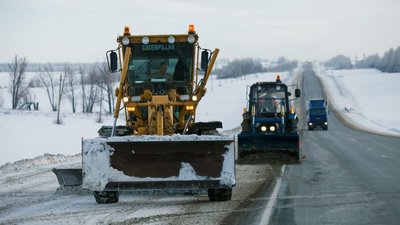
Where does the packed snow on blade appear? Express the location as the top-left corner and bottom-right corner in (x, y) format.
(82, 135), (235, 192)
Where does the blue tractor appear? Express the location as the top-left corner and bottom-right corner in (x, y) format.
(238, 76), (301, 162)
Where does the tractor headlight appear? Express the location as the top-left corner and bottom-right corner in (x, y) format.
(269, 126), (276, 132)
(123, 96), (129, 103)
(192, 95), (198, 101)
(261, 126), (267, 132)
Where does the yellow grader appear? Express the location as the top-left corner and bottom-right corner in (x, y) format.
(53, 25), (235, 203)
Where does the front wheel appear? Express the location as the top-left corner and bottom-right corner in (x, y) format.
(208, 188), (232, 201)
(93, 191), (119, 204)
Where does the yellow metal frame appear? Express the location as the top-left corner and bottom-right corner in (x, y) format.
(112, 31), (219, 136)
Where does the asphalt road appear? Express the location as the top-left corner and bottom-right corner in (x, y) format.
(223, 64), (400, 225)
(268, 64), (400, 224)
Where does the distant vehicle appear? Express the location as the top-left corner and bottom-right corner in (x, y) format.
(307, 99), (328, 130)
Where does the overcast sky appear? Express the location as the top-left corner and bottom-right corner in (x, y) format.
(0, 0), (399, 63)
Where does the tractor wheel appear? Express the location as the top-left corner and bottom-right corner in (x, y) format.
(241, 112), (251, 132)
(93, 191), (119, 204)
(208, 188), (232, 201)
(288, 119), (298, 133)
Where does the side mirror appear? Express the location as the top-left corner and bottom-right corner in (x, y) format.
(106, 50), (118, 73)
(201, 50), (209, 70)
(295, 88), (301, 98)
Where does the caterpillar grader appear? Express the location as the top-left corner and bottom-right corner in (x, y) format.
(53, 25), (235, 203)
(237, 76), (301, 163)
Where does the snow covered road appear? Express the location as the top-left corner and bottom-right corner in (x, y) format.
(0, 155), (273, 225)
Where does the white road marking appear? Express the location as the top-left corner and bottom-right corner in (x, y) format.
(259, 165), (286, 225)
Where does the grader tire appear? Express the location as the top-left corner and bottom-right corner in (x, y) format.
(93, 191), (119, 204)
(208, 188), (232, 201)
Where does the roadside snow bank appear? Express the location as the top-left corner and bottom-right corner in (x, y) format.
(316, 67), (400, 136)
(0, 153), (80, 176)
(82, 134), (235, 191)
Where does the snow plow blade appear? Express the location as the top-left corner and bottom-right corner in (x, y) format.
(82, 135), (236, 192)
(52, 168), (82, 186)
(237, 133), (300, 163)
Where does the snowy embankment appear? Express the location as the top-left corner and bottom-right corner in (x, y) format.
(0, 110), (115, 166)
(315, 66), (400, 137)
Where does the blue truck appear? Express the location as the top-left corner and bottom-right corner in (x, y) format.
(307, 99), (328, 130)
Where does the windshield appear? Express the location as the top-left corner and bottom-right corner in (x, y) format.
(251, 84), (287, 114)
(127, 42), (194, 83)
(309, 108), (326, 116)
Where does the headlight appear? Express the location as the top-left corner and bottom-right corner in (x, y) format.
(142, 36), (150, 45)
(187, 35), (195, 43)
(309, 122), (313, 126)
(122, 37), (130, 45)
(127, 106), (135, 112)
(324, 122), (328, 125)
(131, 96), (141, 102)
(123, 97), (129, 103)
(192, 95), (198, 101)
(168, 36), (175, 44)
(269, 126), (276, 132)
(261, 126), (267, 132)
(186, 105), (194, 110)
(180, 95), (189, 101)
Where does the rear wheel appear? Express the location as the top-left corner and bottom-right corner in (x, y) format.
(93, 191), (119, 204)
(208, 188), (232, 201)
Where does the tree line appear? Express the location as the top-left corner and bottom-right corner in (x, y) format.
(214, 57), (298, 79)
(2, 55), (118, 123)
(324, 46), (400, 72)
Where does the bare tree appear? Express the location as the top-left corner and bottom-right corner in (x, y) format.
(8, 55), (28, 109)
(97, 88), (104, 123)
(78, 65), (87, 113)
(97, 62), (116, 114)
(82, 66), (99, 113)
(39, 64), (58, 111)
(64, 63), (77, 113)
(56, 73), (66, 124)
